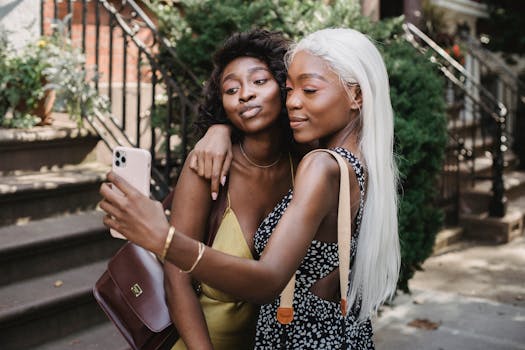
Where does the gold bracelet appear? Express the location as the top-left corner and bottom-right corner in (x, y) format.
(180, 241), (205, 273)
(160, 225), (176, 263)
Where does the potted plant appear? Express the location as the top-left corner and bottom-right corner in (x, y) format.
(0, 16), (108, 129)
(0, 32), (51, 127)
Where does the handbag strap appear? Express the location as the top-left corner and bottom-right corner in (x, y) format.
(277, 149), (351, 324)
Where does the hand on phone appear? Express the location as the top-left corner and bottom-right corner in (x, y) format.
(110, 146), (151, 239)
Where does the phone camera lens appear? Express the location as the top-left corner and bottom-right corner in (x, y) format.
(115, 160), (120, 167)
(115, 151), (120, 158)
(121, 157), (126, 163)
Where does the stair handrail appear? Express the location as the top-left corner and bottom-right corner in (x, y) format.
(403, 22), (508, 217)
(78, 0), (202, 199)
(461, 34), (525, 94)
(97, 0), (200, 118)
(404, 22), (507, 120)
(102, 0), (201, 87)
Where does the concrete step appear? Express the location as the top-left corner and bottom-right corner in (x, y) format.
(508, 194), (525, 226)
(0, 261), (115, 350)
(432, 226), (465, 255)
(0, 162), (109, 226)
(33, 321), (130, 350)
(0, 120), (100, 174)
(433, 194), (525, 253)
(460, 207), (524, 244)
(436, 174), (525, 248)
(461, 170), (525, 215)
(0, 210), (123, 286)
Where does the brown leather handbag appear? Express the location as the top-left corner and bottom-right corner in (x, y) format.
(93, 242), (178, 350)
(93, 184), (229, 350)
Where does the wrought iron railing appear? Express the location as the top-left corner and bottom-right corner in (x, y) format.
(41, 0), (202, 200)
(404, 22), (509, 220)
(459, 34), (525, 155)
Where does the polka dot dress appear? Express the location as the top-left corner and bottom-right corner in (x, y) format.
(253, 148), (374, 349)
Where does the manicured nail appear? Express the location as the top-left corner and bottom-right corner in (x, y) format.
(211, 192), (217, 201)
(221, 176), (226, 186)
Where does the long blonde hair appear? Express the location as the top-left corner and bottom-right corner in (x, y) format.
(286, 28), (400, 321)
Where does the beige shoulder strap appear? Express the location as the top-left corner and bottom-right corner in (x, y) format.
(277, 149), (351, 324)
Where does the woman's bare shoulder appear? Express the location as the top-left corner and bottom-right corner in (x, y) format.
(296, 151), (340, 179)
(291, 151), (340, 209)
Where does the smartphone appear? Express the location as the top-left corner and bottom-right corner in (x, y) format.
(110, 146), (152, 239)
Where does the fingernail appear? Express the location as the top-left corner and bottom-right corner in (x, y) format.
(211, 192), (217, 201)
(221, 176), (226, 186)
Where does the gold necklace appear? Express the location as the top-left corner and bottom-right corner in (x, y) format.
(239, 143), (281, 168)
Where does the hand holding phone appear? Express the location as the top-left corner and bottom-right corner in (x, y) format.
(110, 146), (151, 239)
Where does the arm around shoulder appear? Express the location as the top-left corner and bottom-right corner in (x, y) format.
(163, 152), (341, 304)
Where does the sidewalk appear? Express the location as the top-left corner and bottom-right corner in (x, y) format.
(372, 235), (525, 350)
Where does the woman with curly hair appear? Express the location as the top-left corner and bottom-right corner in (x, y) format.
(162, 29), (295, 350)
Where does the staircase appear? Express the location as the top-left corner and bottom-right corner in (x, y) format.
(456, 32), (525, 242)
(0, 1), (200, 347)
(0, 1), (198, 346)
(403, 23), (525, 253)
(0, 114), (128, 349)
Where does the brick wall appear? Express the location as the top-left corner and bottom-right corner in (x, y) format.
(41, 0), (155, 84)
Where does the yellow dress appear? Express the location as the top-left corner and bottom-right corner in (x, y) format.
(172, 198), (258, 350)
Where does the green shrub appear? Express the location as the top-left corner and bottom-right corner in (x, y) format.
(149, 0), (447, 292)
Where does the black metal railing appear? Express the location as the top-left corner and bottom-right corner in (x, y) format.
(404, 22), (509, 220)
(41, 0), (202, 200)
(460, 34), (525, 155)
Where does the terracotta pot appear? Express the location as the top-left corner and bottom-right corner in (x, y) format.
(34, 88), (56, 126)
(13, 78), (56, 126)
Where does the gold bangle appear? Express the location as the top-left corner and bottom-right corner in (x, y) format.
(160, 225), (176, 263)
(180, 241), (205, 273)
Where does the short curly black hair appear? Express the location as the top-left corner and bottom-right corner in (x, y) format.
(194, 29), (292, 144)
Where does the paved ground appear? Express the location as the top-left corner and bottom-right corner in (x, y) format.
(372, 235), (525, 350)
